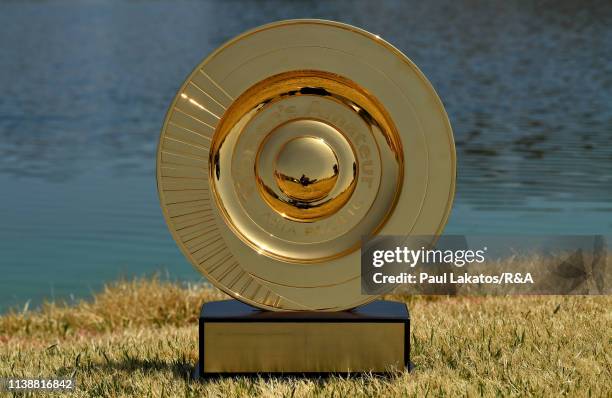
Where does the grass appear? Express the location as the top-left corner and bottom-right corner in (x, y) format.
(0, 277), (610, 397)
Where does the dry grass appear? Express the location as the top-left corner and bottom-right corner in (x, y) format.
(0, 277), (610, 397)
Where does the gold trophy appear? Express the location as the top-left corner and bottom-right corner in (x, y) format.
(157, 20), (455, 374)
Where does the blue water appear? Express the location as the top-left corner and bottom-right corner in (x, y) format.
(1, 1), (611, 311)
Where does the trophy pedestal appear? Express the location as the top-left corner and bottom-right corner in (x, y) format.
(193, 299), (410, 376)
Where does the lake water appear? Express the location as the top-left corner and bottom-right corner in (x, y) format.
(1, 1), (611, 312)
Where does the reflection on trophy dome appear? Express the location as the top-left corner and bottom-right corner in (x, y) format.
(255, 119), (359, 223)
(274, 136), (339, 203)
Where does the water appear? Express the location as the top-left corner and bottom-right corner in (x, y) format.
(1, 1), (611, 312)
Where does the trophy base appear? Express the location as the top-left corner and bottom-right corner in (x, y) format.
(193, 299), (410, 376)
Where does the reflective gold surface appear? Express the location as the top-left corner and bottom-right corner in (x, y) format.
(273, 136), (339, 203)
(157, 19), (456, 311)
(257, 121), (356, 222)
(203, 322), (405, 373)
(210, 71), (399, 264)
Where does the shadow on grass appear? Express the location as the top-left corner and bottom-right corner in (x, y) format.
(60, 357), (409, 385)
(192, 363), (410, 383)
(59, 357), (194, 382)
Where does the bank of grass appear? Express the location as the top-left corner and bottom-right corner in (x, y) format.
(0, 277), (610, 397)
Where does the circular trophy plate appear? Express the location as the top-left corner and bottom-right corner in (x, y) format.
(157, 20), (455, 311)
